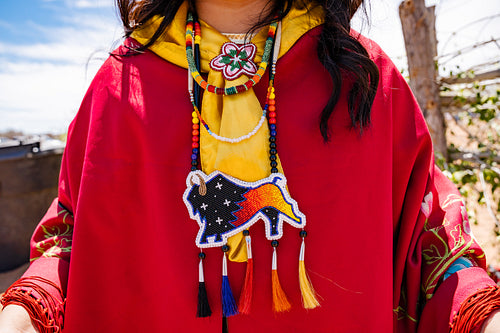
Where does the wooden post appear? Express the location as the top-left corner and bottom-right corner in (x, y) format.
(399, 0), (448, 159)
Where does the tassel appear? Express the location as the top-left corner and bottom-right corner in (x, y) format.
(298, 233), (320, 309)
(221, 247), (238, 317)
(238, 230), (253, 314)
(197, 252), (212, 317)
(271, 241), (291, 312)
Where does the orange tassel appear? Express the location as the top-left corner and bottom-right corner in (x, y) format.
(238, 232), (253, 314)
(271, 245), (291, 312)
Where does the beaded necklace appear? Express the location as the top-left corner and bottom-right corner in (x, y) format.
(182, 12), (319, 323)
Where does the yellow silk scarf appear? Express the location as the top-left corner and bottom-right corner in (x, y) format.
(132, 2), (324, 261)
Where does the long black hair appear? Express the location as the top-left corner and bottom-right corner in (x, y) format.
(115, 0), (379, 141)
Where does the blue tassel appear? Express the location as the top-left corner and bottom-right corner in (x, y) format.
(222, 253), (238, 317)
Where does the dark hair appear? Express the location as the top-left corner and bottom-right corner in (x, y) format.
(115, 0), (379, 141)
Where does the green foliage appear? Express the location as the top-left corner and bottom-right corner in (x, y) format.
(439, 66), (500, 229)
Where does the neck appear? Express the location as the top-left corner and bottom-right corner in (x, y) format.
(195, 0), (274, 33)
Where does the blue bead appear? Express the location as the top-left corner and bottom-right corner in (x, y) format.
(191, 154), (197, 160)
(270, 130), (277, 136)
(192, 148), (199, 154)
(269, 124), (276, 130)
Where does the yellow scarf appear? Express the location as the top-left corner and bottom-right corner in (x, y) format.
(132, 2), (324, 261)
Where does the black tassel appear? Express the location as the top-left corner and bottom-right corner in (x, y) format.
(197, 252), (212, 317)
(197, 281), (212, 317)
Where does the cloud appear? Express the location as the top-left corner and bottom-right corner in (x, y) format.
(42, 0), (114, 9)
(72, 0), (114, 9)
(0, 5), (121, 134)
(0, 61), (91, 134)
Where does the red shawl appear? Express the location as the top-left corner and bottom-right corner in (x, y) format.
(4, 28), (495, 332)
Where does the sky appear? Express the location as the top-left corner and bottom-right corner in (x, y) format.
(0, 0), (499, 134)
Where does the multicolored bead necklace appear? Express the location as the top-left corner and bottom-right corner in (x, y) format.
(186, 13), (279, 154)
(182, 11), (319, 324)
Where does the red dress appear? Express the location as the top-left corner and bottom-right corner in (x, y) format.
(4, 28), (496, 332)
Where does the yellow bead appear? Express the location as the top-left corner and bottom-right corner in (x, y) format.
(269, 92), (275, 99)
(192, 118), (199, 124)
(194, 36), (201, 44)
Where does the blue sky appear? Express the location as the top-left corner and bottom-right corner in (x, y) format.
(1, 0), (499, 134)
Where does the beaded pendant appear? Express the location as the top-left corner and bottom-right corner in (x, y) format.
(183, 170), (306, 248)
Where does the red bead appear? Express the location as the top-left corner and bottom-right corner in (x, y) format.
(269, 112), (276, 118)
(192, 142), (199, 148)
(269, 118), (276, 124)
(207, 85), (216, 93)
(192, 136), (199, 142)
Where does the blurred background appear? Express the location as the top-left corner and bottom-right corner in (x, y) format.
(1, 0), (500, 289)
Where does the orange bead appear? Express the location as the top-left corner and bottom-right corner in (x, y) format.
(192, 130), (199, 136)
(192, 136), (199, 142)
(269, 105), (276, 112)
(269, 99), (275, 105)
(193, 124), (200, 130)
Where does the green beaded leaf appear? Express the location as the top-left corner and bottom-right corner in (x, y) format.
(220, 55), (232, 65)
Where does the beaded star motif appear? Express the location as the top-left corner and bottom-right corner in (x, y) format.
(210, 42), (258, 80)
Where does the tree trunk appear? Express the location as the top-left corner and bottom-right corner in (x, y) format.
(399, 0), (448, 159)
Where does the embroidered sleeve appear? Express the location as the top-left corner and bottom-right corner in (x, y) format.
(0, 200), (73, 332)
(418, 167), (485, 301)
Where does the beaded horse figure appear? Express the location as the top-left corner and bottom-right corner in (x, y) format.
(183, 170), (306, 248)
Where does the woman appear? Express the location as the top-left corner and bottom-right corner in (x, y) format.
(1, 0), (499, 332)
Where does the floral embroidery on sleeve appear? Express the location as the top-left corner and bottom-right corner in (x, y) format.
(421, 193), (483, 299)
(31, 203), (73, 261)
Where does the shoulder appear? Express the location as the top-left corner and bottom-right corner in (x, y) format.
(84, 38), (186, 104)
(350, 30), (417, 107)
